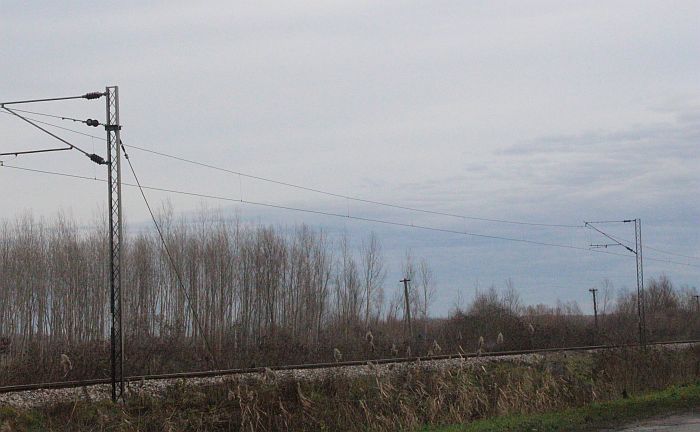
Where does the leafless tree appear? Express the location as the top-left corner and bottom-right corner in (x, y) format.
(600, 279), (615, 316)
(2, 209), (698, 386)
(417, 258), (435, 335)
(361, 232), (386, 327)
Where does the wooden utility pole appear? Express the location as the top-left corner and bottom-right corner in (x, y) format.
(400, 278), (413, 340)
(589, 288), (598, 344)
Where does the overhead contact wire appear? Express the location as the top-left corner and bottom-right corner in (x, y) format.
(3, 112), (698, 261)
(6, 162), (700, 269)
(0, 109), (582, 228)
(118, 144), (219, 368)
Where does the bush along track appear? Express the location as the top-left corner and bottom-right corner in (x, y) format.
(1, 345), (699, 431)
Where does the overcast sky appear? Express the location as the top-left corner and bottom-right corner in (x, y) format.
(1, 1), (698, 315)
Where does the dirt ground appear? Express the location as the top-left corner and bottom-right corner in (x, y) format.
(608, 412), (700, 431)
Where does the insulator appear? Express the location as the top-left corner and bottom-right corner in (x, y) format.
(83, 92), (104, 100)
(88, 153), (107, 165)
(86, 119), (100, 127)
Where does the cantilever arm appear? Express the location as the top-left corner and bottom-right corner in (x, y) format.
(0, 92), (104, 106)
(0, 106), (108, 163)
(585, 222), (636, 254)
(0, 147), (71, 157)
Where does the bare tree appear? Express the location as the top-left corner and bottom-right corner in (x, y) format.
(418, 258), (435, 335)
(600, 279), (615, 315)
(334, 233), (362, 337)
(4, 208), (698, 386)
(361, 232), (386, 327)
(502, 278), (521, 314)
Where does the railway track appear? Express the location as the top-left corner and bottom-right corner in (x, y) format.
(1, 338), (698, 394)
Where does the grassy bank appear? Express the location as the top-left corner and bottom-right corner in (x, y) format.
(1, 345), (699, 431)
(429, 381), (700, 432)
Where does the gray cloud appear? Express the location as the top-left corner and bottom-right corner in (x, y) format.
(1, 1), (698, 314)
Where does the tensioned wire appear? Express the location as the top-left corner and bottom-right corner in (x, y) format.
(2, 109), (698, 262)
(0, 109), (581, 228)
(2, 163), (699, 269)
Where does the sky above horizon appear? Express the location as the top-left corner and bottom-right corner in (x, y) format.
(1, 1), (699, 315)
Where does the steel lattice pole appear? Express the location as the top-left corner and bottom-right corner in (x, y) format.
(106, 86), (124, 401)
(635, 218), (646, 347)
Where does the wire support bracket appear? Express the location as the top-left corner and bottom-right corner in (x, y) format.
(1, 106), (106, 164)
(0, 92), (105, 106)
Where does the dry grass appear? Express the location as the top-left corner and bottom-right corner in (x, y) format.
(2, 345), (698, 431)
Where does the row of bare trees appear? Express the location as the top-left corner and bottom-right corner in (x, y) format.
(1, 210), (697, 385)
(0, 210), (435, 381)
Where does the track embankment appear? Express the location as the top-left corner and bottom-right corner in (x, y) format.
(1, 340), (697, 409)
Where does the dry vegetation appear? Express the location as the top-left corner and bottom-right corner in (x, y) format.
(0, 210), (699, 387)
(2, 345), (700, 431)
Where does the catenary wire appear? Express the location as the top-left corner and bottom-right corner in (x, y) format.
(117, 144), (219, 367)
(586, 223), (700, 261)
(0, 163), (598, 251)
(0, 110), (104, 140)
(4, 162), (700, 269)
(0, 108), (94, 159)
(124, 142), (584, 228)
(7, 107), (90, 124)
(615, 236), (700, 262)
(3, 111), (698, 261)
(0, 109), (582, 229)
(643, 246), (700, 261)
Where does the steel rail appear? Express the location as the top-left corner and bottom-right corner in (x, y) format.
(1, 338), (698, 394)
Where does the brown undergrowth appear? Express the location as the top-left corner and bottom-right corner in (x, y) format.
(2, 345), (699, 431)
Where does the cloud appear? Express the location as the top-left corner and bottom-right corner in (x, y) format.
(2, 1), (699, 315)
